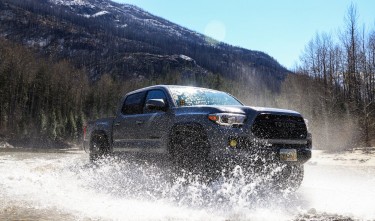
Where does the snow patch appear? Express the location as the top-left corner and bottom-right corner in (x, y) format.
(91, 11), (109, 17)
(179, 55), (193, 61)
(0, 142), (14, 148)
(26, 38), (50, 47)
(133, 18), (182, 37)
(49, 0), (90, 6)
(122, 4), (152, 17)
(50, 0), (192, 39)
(82, 11), (110, 18)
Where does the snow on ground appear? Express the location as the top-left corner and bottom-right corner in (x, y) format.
(308, 148), (375, 167)
(300, 148), (375, 221)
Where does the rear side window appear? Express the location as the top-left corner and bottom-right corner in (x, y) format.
(121, 92), (145, 115)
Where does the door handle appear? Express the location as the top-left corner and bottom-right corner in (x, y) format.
(114, 122), (120, 126)
(136, 120), (144, 125)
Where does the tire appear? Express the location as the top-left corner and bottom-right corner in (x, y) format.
(275, 164), (304, 191)
(89, 132), (110, 162)
(169, 125), (210, 173)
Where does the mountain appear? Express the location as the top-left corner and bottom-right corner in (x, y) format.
(0, 0), (289, 90)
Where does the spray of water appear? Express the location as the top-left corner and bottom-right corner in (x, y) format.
(0, 152), (305, 221)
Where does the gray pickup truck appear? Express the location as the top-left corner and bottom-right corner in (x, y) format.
(83, 85), (312, 189)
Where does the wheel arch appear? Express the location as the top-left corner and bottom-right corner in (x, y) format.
(167, 122), (212, 170)
(169, 122), (208, 139)
(167, 122), (210, 154)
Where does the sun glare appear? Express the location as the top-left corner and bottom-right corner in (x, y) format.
(204, 20), (226, 43)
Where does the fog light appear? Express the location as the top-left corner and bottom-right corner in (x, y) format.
(229, 139), (238, 148)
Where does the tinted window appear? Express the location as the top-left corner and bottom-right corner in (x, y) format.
(122, 92), (145, 115)
(144, 90), (168, 112)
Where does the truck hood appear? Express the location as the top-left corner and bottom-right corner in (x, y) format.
(214, 105), (300, 116)
(248, 106), (301, 116)
(181, 105), (302, 117)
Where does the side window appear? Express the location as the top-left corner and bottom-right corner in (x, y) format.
(144, 90), (168, 112)
(121, 92), (145, 115)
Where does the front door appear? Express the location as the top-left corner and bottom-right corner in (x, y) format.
(140, 89), (171, 151)
(112, 91), (146, 150)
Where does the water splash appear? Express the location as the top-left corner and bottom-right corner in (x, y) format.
(0, 152), (301, 220)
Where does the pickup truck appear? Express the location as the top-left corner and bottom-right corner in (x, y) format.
(83, 85), (312, 190)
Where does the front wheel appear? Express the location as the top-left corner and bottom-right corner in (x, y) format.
(275, 164), (304, 191)
(169, 126), (211, 174)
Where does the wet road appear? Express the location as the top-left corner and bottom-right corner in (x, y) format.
(0, 149), (374, 221)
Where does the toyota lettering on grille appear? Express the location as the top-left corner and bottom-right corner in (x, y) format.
(275, 121), (296, 128)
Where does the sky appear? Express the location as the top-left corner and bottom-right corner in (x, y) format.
(114, 0), (375, 69)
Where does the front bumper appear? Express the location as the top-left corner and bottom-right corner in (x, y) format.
(206, 125), (312, 165)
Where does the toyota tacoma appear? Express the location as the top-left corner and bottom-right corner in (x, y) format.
(83, 85), (312, 190)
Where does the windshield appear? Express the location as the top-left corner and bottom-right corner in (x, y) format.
(168, 86), (243, 107)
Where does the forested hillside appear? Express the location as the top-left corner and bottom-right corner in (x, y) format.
(0, 0), (287, 90)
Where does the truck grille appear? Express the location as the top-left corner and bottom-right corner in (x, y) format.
(251, 114), (307, 139)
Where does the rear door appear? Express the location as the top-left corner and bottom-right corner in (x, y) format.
(112, 91), (146, 149)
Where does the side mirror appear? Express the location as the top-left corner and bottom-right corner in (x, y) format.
(146, 99), (166, 111)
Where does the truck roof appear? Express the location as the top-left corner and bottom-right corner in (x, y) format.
(125, 85), (221, 95)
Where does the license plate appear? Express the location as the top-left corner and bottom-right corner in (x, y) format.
(279, 149), (297, 161)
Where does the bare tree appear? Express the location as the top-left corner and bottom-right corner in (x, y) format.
(341, 3), (361, 103)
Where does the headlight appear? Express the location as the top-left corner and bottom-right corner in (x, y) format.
(208, 113), (246, 126)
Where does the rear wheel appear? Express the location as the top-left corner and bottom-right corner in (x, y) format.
(89, 133), (110, 162)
